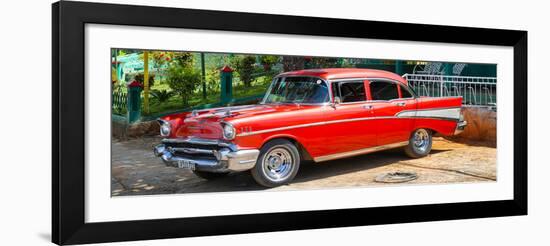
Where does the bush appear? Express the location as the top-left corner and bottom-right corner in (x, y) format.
(206, 68), (221, 94)
(150, 89), (174, 104)
(235, 55), (256, 87)
(172, 52), (194, 67)
(166, 66), (201, 107)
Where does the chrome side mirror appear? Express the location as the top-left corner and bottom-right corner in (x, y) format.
(332, 96), (341, 108)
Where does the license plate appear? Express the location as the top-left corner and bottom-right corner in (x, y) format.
(177, 160), (196, 170)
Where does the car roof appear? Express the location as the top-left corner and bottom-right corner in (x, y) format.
(278, 68), (407, 85)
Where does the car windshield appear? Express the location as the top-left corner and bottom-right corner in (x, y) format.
(262, 76), (329, 104)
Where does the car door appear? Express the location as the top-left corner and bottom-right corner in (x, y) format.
(321, 80), (377, 157)
(367, 80), (417, 146)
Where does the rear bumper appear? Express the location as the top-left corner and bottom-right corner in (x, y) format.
(454, 120), (468, 135)
(153, 142), (259, 172)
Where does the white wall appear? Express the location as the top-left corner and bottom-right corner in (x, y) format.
(0, 0), (546, 245)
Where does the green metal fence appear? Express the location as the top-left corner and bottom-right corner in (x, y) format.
(112, 88), (128, 115)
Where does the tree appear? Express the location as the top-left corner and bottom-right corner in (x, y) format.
(166, 66), (201, 107)
(148, 51), (194, 73)
(235, 55), (256, 87)
(310, 57), (339, 68)
(150, 51), (172, 77)
(259, 55), (279, 71)
(282, 56), (305, 71)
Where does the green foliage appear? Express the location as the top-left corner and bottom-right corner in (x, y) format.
(150, 89), (175, 104)
(339, 58), (356, 68)
(172, 52), (194, 67)
(134, 73), (155, 88)
(150, 51), (171, 71)
(166, 66), (201, 107)
(282, 56), (305, 71)
(205, 68), (221, 94)
(310, 57), (340, 68)
(259, 55), (279, 71)
(235, 55), (256, 87)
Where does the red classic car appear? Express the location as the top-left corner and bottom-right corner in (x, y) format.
(154, 68), (467, 187)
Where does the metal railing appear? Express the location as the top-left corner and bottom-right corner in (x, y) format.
(403, 74), (497, 107)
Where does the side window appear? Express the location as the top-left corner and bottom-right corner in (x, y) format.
(370, 81), (399, 100)
(338, 81), (366, 103)
(400, 84), (413, 98)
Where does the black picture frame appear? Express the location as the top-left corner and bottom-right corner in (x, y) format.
(52, 1), (527, 245)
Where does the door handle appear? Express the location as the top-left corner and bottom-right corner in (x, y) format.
(363, 105), (373, 110)
(394, 102), (406, 107)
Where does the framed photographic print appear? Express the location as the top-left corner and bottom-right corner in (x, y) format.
(52, 1), (527, 245)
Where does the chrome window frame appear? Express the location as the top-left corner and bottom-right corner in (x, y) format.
(328, 77), (418, 103)
(398, 84), (415, 100)
(367, 79), (402, 101)
(332, 80), (368, 104)
(260, 75), (417, 106)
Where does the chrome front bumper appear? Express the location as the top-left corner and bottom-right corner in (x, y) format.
(153, 138), (260, 172)
(454, 120), (468, 135)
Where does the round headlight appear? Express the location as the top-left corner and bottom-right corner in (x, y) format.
(222, 123), (236, 140)
(159, 122), (171, 136)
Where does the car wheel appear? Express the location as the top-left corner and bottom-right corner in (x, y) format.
(404, 128), (433, 158)
(251, 139), (300, 187)
(192, 170), (229, 180)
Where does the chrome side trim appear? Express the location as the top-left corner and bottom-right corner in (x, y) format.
(236, 114), (459, 137)
(313, 141), (409, 162)
(237, 121), (326, 137)
(395, 107), (461, 121)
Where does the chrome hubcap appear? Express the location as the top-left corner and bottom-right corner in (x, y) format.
(262, 147), (293, 182)
(413, 129), (430, 153)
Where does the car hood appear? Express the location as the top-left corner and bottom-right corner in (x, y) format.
(168, 104), (319, 139)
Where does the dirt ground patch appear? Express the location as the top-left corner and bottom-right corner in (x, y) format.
(111, 137), (496, 196)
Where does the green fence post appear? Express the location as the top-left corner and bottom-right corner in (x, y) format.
(127, 80), (143, 123)
(220, 65), (234, 104)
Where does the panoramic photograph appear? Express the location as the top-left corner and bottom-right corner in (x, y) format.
(110, 48), (497, 196)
